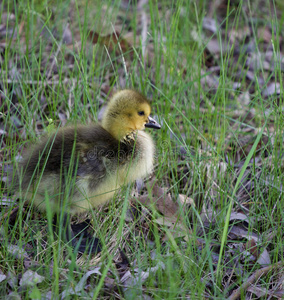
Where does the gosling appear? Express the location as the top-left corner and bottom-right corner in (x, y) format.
(15, 90), (161, 253)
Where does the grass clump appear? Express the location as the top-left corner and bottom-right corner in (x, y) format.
(0, 0), (284, 298)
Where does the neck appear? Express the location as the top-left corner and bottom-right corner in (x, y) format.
(123, 131), (138, 143)
(102, 124), (137, 142)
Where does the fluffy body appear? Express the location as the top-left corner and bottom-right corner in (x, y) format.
(16, 90), (157, 215)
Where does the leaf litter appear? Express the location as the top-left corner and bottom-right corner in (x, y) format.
(0, 0), (284, 298)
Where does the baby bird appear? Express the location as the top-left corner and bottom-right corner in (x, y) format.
(16, 90), (161, 253)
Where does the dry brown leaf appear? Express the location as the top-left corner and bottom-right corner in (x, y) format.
(262, 82), (281, 98)
(237, 91), (250, 106)
(121, 261), (165, 297)
(245, 239), (259, 259)
(138, 184), (178, 217)
(229, 212), (249, 223)
(229, 225), (259, 242)
(247, 285), (270, 298)
(61, 267), (101, 298)
(123, 31), (140, 47)
(19, 270), (45, 287)
(89, 30), (133, 56)
(138, 182), (193, 240)
(257, 27), (272, 43)
(0, 269), (6, 283)
(178, 194), (195, 207)
(228, 262), (284, 300)
(152, 184), (178, 217)
(256, 247), (271, 266)
(203, 17), (218, 33)
(206, 38), (220, 55)
(154, 216), (191, 241)
(229, 26), (250, 43)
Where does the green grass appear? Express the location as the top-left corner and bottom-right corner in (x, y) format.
(1, 0), (284, 298)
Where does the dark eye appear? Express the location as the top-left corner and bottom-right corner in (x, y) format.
(138, 111), (145, 116)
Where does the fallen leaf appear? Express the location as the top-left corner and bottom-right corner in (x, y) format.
(245, 239), (259, 258)
(61, 267), (101, 298)
(89, 30), (133, 56)
(229, 225), (259, 242)
(229, 212), (249, 223)
(121, 260), (165, 297)
(206, 38), (220, 54)
(62, 24), (72, 45)
(257, 247), (271, 266)
(203, 17), (218, 33)
(257, 27), (272, 43)
(154, 216), (191, 241)
(237, 91), (250, 106)
(247, 285), (270, 298)
(7, 244), (29, 259)
(19, 270), (45, 287)
(178, 194), (195, 207)
(229, 26), (250, 43)
(262, 82), (281, 98)
(138, 182), (179, 218)
(0, 274), (6, 283)
(6, 292), (21, 300)
(153, 185), (178, 217)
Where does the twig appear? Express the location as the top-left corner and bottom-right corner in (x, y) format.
(139, 0), (148, 60)
(39, 23), (69, 102)
(267, 274), (284, 300)
(111, 23), (128, 85)
(66, 80), (75, 120)
(2, 77), (75, 86)
(228, 261), (284, 300)
(46, 24), (70, 79)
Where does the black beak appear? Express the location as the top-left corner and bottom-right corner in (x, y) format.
(145, 116), (161, 129)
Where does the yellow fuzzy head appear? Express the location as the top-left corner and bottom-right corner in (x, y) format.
(102, 90), (160, 140)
